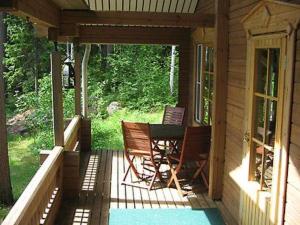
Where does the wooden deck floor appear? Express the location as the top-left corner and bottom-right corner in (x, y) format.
(55, 150), (219, 225)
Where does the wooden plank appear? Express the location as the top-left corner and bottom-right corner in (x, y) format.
(136, 0), (143, 11)
(118, 150), (126, 208)
(100, 150), (113, 225)
(90, 151), (106, 224)
(169, 0), (178, 12)
(209, 0), (229, 200)
(149, 0), (157, 12)
(61, 10), (215, 28)
(182, 0), (192, 13)
(13, 0), (60, 27)
(51, 51), (64, 146)
(110, 151), (119, 208)
(129, 0), (137, 11)
(109, 0), (116, 11)
(77, 26), (190, 45)
(103, 0), (109, 10)
(188, 0), (198, 13)
(123, 152), (135, 208)
(143, 0), (150, 11)
(123, 0), (130, 11)
(176, 0), (185, 13)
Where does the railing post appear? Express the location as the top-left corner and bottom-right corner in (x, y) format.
(51, 49), (64, 146)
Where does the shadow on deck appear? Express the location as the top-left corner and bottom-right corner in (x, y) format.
(55, 150), (218, 225)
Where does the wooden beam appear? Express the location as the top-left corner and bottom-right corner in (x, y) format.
(10, 0), (60, 27)
(0, 0), (17, 10)
(178, 38), (193, 125)
(51, 51), (64, 146)
(209, 0), (229, 200)
(61, 10), (215, 28)
(73, 26), (190, 45)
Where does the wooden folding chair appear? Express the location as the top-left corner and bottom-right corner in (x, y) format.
(162, 105), (185, 125)
(167, 126), (211, 197)
(121, 121), (164, 190)
(157, 105), (185, 152)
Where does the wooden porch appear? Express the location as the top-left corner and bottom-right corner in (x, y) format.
(56, 150), (219, 225)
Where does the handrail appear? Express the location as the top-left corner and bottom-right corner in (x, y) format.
(64, 115), (81, 151)
(2, 146), (64, 225)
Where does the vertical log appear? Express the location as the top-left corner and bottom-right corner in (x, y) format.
(178, 33), (192, 125)
(209, 0), (229, 199)
(0, 12), (13, 205)
(51, 50), (64, 146)
(74, 44), (81, 116)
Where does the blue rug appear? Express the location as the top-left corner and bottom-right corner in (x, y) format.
(109, 208), (225, 225)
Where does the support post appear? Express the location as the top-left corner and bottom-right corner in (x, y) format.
(74, 44), (81, 116)
(209, 0), (229, 199)
(178, 36), (192, 125)
(51, 50), (64, 146)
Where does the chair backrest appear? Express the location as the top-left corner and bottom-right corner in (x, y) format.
(162, 106), (185, 125)
(121, 121), (152, 153)
(180, 126), (212, 163)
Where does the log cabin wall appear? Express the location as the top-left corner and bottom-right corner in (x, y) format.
(285, 27), (300, 225)
(222, 0), (300, 224)
(223, 1), (260, 222)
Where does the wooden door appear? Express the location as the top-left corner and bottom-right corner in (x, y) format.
(242, 35), (287, 225)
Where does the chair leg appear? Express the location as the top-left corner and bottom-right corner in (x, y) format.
(124, 156), (141, 180)
(192, 160), (208, 189)
(167, 167), (184, 197)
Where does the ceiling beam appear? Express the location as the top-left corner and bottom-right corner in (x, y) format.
(2, 0), (60, 27)
(62, 26), (191, 45)
(61, 10), (215, 28)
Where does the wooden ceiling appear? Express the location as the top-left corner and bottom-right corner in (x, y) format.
(84, 0), (199, 13)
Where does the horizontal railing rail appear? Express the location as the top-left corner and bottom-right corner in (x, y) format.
(2, 146), (63, 225)
(2, 116), (82, 225)
(64, 115), (81, 151)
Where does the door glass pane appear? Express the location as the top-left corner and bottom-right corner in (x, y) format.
(253, 97), (265, 142)
(256, 49), (268, 94)
(268, 49), (280, 97)
(265, 100), (277, 148)
(254, 142), (263, 183)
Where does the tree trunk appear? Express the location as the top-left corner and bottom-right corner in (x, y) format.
(169, 45), (176, 95)
(82, 44), (91, 118)
(0, 12), (14, 205)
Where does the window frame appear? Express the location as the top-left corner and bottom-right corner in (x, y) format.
(194, 44), (214, 125)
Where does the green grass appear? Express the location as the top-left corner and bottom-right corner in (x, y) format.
(0, 108), (163, 220)
(0, 135), (39, 221)
(92, 108), (163, 150)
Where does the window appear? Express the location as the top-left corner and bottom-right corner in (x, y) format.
(195, 45), (214, 125)
(250, 48), (280, 191)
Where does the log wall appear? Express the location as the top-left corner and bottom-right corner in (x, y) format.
(285, 27), (300, 225)
(221, 0), (300, 224)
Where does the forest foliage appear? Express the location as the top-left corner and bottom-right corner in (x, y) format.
(3, 15), (179, 152)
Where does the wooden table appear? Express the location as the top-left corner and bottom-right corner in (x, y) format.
(150, 124), (184, 152)
(150, 124), (184, 139)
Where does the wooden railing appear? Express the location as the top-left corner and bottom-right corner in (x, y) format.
(2, 116), (82, 225)
(2, 147), (63, 225)
(64, 115), (81, 151)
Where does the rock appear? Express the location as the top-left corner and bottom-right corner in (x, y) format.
(7, 109), (32, 135)
(106, 102), (121, 115)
